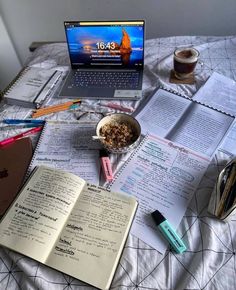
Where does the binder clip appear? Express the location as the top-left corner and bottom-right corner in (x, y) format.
(208, 158), (236, 221)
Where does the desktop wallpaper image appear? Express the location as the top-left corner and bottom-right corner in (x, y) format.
(66, 26), (144, 67)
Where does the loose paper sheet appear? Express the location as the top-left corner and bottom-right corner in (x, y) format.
(193, 72), (236, 116)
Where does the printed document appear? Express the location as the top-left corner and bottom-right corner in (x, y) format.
(135, 88), (233, 156)
(192, 72), (236, 116)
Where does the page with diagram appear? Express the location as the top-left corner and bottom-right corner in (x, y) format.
(108, 134), (210, 253)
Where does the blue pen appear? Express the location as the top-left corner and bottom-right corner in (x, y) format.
(151, 210), (187, 254)
(0, 124), (43, 130)
(3, 119), (45, 125)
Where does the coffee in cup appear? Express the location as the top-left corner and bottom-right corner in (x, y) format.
(173, 48), (199, 80)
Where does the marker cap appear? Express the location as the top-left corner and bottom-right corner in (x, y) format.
(151, 210), (166, 225)
(100, 149), (109, 158)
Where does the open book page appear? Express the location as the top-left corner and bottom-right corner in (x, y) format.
(109, 135), (210, 254)
(135, 88), (233, 157)
(134, 88), (192, 137)
(0, 166), (85, 263)
(46, 184), (138, 290)
(27, 121), (102, 184)
(167, 101), (233, 156)
(192, 72), (236, 116)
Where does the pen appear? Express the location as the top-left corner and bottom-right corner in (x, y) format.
(151, 210), (187, 254)
(0, 126), (43, 147)
(0, 124), (43, 130)
(100, 103), (134, 113)
(100, 150), (113, 182)
(3, 119), (45, 125)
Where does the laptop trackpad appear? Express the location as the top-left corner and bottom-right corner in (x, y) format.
(87, 88), (141, 99)
(87, 88), (114, 99)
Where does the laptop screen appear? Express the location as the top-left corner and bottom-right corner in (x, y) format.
(64, 21), (145, 69)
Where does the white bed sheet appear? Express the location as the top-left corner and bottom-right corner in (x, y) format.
(0, 35), (236, 290)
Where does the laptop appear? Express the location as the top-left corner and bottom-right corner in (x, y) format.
(59, 20), (145, 99)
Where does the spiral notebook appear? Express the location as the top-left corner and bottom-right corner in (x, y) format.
(107, 134), (210, 253)
(26, 120), (102, 184)
(2, 66), (62, 108)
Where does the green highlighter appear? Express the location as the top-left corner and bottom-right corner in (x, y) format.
(151, 210), (187, 254)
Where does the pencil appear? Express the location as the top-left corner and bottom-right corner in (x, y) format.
(32, 99), (81, 118)
(34, 100), (80, 113)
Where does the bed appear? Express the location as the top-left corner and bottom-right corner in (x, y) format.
(0, 35), (235, 290)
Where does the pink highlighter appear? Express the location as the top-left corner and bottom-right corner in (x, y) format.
(100, 150), (113, 182)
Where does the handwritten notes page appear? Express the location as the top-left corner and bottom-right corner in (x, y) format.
(109, 135), (210, 253)
(192, 72), (236, 116)
(0, 166), (138, 290)
(27, 120), (101, 184)
(0, 166), (86, 262)
(135, 88), (233, 157)
(47, 184), (137, 290)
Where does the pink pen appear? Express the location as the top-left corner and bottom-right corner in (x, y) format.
(101, 103), (134, 113)
(0, 126), (43, 146)
(100, 150), (113, 182)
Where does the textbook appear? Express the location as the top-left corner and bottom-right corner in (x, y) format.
(2, 66), (62, 108)
(0, 165), (138, 290)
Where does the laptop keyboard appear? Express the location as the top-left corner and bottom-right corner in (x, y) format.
(70, 71), (140, 89)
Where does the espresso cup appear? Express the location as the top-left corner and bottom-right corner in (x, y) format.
(173, 47), (199, 79)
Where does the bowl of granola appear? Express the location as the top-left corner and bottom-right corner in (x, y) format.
(96, 113), (141, 153)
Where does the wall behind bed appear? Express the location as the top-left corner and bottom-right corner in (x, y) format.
(0, 0), (236, 64)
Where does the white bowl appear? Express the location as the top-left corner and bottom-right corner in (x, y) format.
(96, 113), (141, 154)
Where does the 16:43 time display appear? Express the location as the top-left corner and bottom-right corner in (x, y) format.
(96, 41), (116, 50)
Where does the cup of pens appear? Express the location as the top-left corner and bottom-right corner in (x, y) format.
(95, 113), (141, 154)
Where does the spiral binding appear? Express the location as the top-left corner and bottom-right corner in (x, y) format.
(161, 86), (234, 118)
(25, 121), (48, 179)
(0, 66), (30, 98)
(107, 134), (149, 190)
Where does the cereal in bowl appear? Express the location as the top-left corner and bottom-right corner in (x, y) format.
(99, 121), (135, 149)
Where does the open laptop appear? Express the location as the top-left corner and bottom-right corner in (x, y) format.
(59, 20), (145, 99)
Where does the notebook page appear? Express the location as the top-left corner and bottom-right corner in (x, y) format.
(27, 121), (102, 184)
(109, 134), (210, 253)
